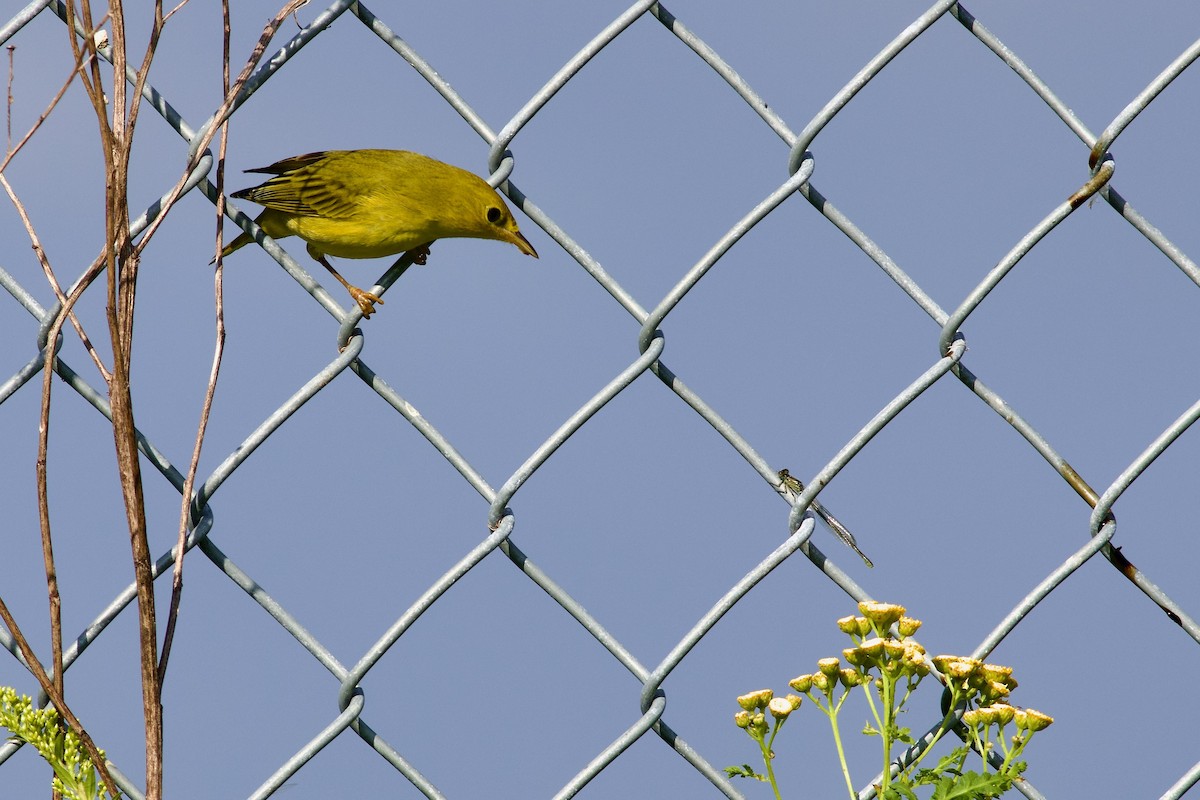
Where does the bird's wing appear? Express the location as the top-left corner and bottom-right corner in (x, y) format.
(233, 153), (369, 220)
(243, 151), (328, 176)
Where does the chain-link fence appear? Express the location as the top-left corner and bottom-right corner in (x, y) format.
(2, 2), (1199, 798)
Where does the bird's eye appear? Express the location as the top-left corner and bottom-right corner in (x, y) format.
(486, 206), (504, 224)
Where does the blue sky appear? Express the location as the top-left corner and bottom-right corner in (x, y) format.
(2, 2), (1199, 798)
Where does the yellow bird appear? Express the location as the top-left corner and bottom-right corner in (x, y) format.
(221, 149), (538, 317)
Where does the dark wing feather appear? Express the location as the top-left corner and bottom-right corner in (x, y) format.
(244, 151), (328, 175)
(232, 151), (368, 219)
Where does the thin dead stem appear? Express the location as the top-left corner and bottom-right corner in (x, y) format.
(131, 0), (310, 258)
(158, 0), (230, 685)
(0, 595), (116, 799)
(154, 0), (311, 685)
(137, 0), (313, 683)
(32, 254), (112, 800)
(101, 0), (168, 789)
(20, 7), (119, 798)
(161, 0), (193, 27)
(6, 45), (13, 153)
(0, 58), (77, 800)
(17, 3), (315, 798)
(2, 26), (105, 174)
(0, 41), (113, 378)
(9, 41), (120, 797)
(62, 2), (111, 143)
(0, 175), (111, 380)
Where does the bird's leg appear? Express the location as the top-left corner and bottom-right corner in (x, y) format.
(312, 252), (383, 318)
(408, 243), (432, 266)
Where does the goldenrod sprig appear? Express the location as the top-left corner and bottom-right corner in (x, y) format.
(0, 687), (114, 800)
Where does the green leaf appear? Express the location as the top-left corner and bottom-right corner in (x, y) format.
(928, 770), (1014, 800)
(723, 764), (767, 782)
(883, 782), (921, 800)
(912, 768), (945, 786)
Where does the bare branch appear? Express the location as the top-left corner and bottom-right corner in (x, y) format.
(12, 36), (120, 797)
(155, 0), (310, 687)
(0, 174), (111, 381)
(1, 35), (102, 175)
(28, 251), (116, 800)
(31, 6), (316, 798)
(162, 0), (193, 30)
(6, 45), (13, 153)
(61, 2), (113, 150)
(131, 0), (311, 259)
(122, 1), (163, 145)
(159, 0), (231, 684)
(0, 37), (113, 382)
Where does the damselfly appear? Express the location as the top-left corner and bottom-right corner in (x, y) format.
(778, 468), (873, 568)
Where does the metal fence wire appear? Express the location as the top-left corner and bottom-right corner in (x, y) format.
(1, 1), (1200, 798)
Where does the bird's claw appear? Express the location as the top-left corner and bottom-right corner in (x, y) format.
(409, 244), (431, 266)
(349, 286), (384, 318)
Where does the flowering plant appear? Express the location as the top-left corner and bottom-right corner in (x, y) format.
(727, 602), (1051, 800)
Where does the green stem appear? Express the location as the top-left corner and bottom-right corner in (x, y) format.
(905, 710), (954, 773)
(879, 673), (897, 792)
(761, 732), (782, 800)
(861, 680), (884, 735)
(827, 695), (855, 800)
(905, 687), (965, 774)
(997, 729), (1029, 775)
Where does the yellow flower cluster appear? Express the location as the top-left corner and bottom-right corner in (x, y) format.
(729, 601), (1053, 799)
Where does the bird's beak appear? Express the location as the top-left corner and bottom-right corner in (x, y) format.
(512, 230), (538, 259)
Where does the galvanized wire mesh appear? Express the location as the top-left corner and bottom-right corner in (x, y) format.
(2, 1), (1199, 798)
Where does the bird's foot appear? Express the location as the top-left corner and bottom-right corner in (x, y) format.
(409, 244), (431, 266)
(348, 285), (384, 319)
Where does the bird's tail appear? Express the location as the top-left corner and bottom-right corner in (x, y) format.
(211, 230), (253, 264)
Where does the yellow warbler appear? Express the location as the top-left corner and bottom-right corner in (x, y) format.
(221, 149), (538, 317)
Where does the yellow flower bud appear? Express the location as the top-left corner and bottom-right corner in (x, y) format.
(1023, 709), (1054, 731)
(989, 703), (1016, 726)
(768, 697), (795, 719)
(737, 689), (773, 711)
(788, 675), (812, 693)
(858, 601), (906, 630)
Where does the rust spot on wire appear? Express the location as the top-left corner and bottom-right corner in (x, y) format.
(1068, 159), (1115, 209)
